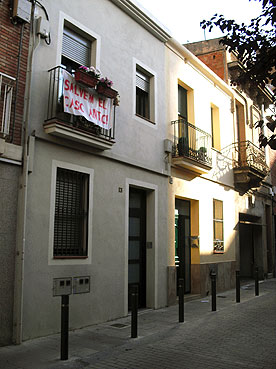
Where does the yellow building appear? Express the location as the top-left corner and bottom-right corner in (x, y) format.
(166, 38), (274, 303)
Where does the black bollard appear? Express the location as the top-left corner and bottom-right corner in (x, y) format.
(178, 278), (184, 323)
(236, 270), (240, 303)
(211, 271), (216, 311)
(131, 285), (138, 338)
(60, 295), (69, 360)
(255, 267), (259, 296)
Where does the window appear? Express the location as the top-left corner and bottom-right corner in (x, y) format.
(213, 199), (224, 253)
(61, 27), (91, 72)
(211, 104), (220, 150)
(178, 85), (188, 121)
(0, 73), (14, 137)
(136, 69), (150, 120)
(54, 167), (89, 258)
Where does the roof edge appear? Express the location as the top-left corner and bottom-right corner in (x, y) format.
(109, 0), (171, 42)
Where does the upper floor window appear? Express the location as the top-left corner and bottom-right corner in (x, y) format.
(0, 73), (14, 138)
(211, 104), (221, 151)
(62, 27), (91, 72)
(178, 84), (188, 121)
(136, 68), (150, 120)
(135, 63), (156, 124)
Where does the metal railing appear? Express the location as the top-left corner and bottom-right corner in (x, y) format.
(171, 118), (212, 166)
(46, 66), (115, 141)
(222, 140), (268, 175)
(0, 72), (15, 137)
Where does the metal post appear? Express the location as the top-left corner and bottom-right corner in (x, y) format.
(178, 278), (184, 323)
(60, 295), (69, 360)
(255, 266), (259, 296)
(236, 270), (240, 303)
(211, 271), (216, 311)
(131, 285), (138, 338)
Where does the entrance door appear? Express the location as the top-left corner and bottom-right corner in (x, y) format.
(175, 199), (191, 293)
(128, 188), (146, 308)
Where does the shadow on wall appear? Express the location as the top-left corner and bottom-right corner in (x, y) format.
(211, 148), (234, 184)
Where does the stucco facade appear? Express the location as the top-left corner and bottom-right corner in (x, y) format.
(13, 0), (171, 342)
(0, 0), (29, 346)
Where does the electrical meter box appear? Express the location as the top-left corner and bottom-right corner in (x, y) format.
(73, 276), (90, 294)
(13, 0), (32, 23)
(53, 278), (72, 296)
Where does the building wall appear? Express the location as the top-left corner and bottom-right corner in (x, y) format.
(0, 0), (29, 146)
(20, 0), (170, 341)
(0, 0), (29, 346)
(0, 163), (20, 345)
(166, 41), (237, 299)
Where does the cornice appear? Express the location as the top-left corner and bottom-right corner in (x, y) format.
(109, 0), (171, 42)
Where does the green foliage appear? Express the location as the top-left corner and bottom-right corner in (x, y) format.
(201, 0), (276, 148)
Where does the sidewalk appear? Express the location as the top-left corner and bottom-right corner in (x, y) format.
(1, 278), (276, 369)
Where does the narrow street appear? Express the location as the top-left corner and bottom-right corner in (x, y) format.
(1, 279), (276, 369)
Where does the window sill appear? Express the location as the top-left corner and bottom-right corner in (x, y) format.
(135, 113), (155, 125)
(213, 251), (224, 254)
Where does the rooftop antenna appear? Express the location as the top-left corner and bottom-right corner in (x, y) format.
(204, 28), (206, 40)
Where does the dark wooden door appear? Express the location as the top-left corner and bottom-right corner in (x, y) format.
(128, 188), (146, 308)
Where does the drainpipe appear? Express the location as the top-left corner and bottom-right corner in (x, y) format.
(13, 2), (38, 344)
(11, 23), (24, 143)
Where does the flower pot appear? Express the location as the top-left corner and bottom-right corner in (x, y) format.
(75, 70), (98, 88)
(97, 84), (118, 99)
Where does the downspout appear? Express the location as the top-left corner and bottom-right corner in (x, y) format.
(13, 2), (38, 344)
(11, 23), (24, 143)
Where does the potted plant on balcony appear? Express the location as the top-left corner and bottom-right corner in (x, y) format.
(97, 77), (118, 99)
(75, 66), (101, 88)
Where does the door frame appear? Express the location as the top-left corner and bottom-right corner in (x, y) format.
(124, 179), (158, 316)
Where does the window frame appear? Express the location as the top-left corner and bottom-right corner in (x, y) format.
(48, 160), (94, 265)
(133, 58), (157, 127)
(53, 167), (89, 259)
(213, 199), (224, 253)
(210, 103), (221, 151)
(56, 12), (101, 71)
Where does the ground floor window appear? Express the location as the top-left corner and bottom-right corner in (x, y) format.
(213, 199), (224, 253)
(54, 167), (89, 258)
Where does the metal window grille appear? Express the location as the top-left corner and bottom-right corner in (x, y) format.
(0, 73), (14, 136)
(54, 167), (89, 257)
(213, 199), (224, 252)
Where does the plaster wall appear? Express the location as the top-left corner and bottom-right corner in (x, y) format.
(29, 0), (167, 176)
(22, 140), (168, 341)
(0, 163), (20, 345)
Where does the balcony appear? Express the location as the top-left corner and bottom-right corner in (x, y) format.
(171, 119), (212, 174)
(44, 66), (116, 150)
(223, 140), (268, 191)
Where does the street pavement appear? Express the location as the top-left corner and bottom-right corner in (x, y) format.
(1, 278), (276, 369)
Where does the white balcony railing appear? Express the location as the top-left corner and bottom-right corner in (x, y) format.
(0, 72), (15, 137)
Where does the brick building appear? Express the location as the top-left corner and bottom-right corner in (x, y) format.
(0, 0), (30, 345)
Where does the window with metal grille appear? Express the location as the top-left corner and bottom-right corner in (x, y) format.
(0, 73), (14, 137)
(213, 199), (224, 253)
(54, 167), (89, 258)
(136, 69), (150, 120)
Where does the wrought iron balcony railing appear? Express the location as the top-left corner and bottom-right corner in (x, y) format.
(171, 119), (212, 167)
(45, 66), (115, 141)
(0, 72), (15, 138)
(222, 140), (268, 175)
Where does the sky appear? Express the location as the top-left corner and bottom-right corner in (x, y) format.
(134, 0), (263, 44)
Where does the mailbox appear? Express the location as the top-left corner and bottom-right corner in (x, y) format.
(73, 276), (90, 294)
(53, 278), (72, 296)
